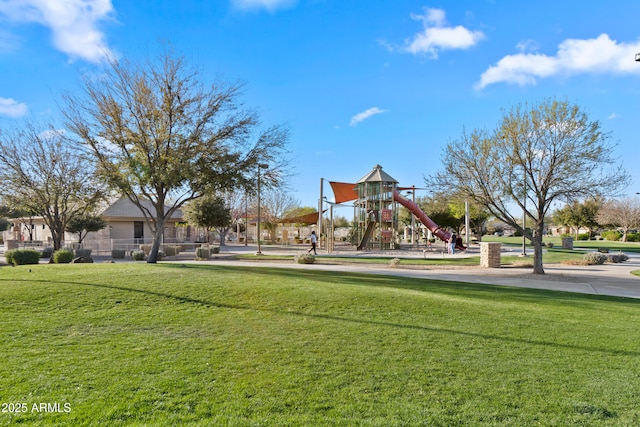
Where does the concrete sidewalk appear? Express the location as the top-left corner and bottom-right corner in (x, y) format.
(196, 243), (640, 300)
(5, 243), (640, 299)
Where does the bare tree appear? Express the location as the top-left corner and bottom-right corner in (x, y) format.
(0, 123), (106, 250)
(427, 99), (629, 274)
(596, 198), (640, 242)
(63, 45), (289, 262)
(261, 188), (300, 241)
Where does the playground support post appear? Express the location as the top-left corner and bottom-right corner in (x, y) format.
(318, 177), (324, 251)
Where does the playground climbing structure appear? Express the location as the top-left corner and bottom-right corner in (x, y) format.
(355, 165), (398, 250)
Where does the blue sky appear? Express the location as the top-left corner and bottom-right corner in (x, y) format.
(1, 0), (640, 209)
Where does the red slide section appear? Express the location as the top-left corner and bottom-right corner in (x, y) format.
(393, 189), (451, 243)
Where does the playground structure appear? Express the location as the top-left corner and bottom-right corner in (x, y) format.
(325, 164), (466, 251)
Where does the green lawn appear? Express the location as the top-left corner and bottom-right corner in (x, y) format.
(2, 263), (640, 426)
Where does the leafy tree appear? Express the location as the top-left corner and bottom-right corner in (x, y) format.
(183, 196), (232, 244)
(0, 123), (106, 249)
(399, 193), (489, 241)
(63, 45), (289, 262)
(427, 99), (629, 274)
(552, 197), (603, 239)
(596, 198), (640, 242)
(65, 214), (107, 244)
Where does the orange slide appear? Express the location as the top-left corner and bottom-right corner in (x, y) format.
(393, 189), (465, 250)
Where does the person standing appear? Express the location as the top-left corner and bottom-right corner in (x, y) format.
(308, 230), (318, 255)
(448, 233), (456, 254)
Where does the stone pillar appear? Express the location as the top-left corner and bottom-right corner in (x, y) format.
(480, 242), (501, 268)
(5, 240), (20, 250)
(562, 237), (574, 250)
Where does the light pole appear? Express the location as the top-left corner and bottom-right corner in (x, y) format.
(318, 178), (324, 250)
(256, 163), (268, 255)
(244, 189), (248, 246)
(521, 167), (527, 256)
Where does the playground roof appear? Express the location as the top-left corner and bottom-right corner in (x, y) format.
(356, 164), (398, 184)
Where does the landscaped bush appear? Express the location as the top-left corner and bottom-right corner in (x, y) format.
(195, 247), (210, 260)
(577, 233), (590, 240)
(162, 245), (179, 256)
(294, 253), (315, 264)
(626, 233), (640, 242)
(40, 247), (54, 258)
(607, 252), (629, 263)
(5, 249), (41, 266)
(545, 242), (554, 248)
(131, 250), (145, 261)
(52, 249), (74, 264)
(601, 230), (622, 241)
(583, 252), (607, 265)
(111, 249), (126, 259)
(74, 248), (92, 258)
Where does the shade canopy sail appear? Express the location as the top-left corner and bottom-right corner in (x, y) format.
(280, 211), (321, 225)
(329, 181), (358, 204)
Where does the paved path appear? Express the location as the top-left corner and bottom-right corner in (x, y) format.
(198, 257), (640, 299)
(5, 243), (640, 299)
(195, 244), (640, 300)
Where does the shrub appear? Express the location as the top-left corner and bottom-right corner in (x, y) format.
(5, 249), (41, 266)
(577, 233), (590, 241)
(601, 230), (621, 241)
(162, 245), (179, 256)
(294, 253), (315, 264)
(52, 249), (74, 264)
(74, 248), (92, 258)
(111, 249), (126, 259)
(545, 242), (554, 248)
(131, 250), (145, 261)
(195, 247), (210, 260)
(583, 252), (607, 265)
(40, 247), (54, 258)
(607, 252), (629, 263)
(389, 258), (401, 268)
(626, 233), (640, 242)
(211, 246), (220, 254)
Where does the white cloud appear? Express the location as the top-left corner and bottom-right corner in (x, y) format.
(403, 7), (484, 58)
(477, 34), (640, 89)
(0, 0), (115, 63)
(0, 97), (28, 117)
(608, 112), (620, 120)
(350, 107), (387, 126)
(231, 0), (296, 12)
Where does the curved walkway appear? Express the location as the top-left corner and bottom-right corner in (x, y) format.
(194, 244), (640, 300)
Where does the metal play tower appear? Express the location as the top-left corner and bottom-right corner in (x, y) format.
(355, 164), (399, 250)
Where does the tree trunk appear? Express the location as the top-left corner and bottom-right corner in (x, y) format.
(147, 228), (164, 263)
(532, 224), (545, 275)
(50, 222), (64, 250)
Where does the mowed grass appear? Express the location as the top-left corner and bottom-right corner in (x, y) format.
(2, 264), (640, 426)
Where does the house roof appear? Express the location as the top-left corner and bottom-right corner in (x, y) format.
(101, 197), (183, 220)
